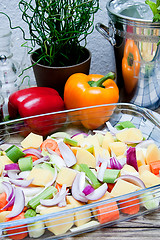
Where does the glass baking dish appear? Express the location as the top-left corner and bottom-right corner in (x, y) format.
(0, 103), (160, 240)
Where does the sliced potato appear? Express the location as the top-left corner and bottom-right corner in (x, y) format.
(116, 128), (143, 143)
(21, 132), (43, 149)
(76, 148), (96, 168)
(145, 144), (160, 164)
(102, 132), (114, 152)
(56, 167), (77, 187)
(109, 142), (127, 156)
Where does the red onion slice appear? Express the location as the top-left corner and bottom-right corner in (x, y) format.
(1, 188), (15, 210)
(106, 121), (119, 135)
(40, 184), (67, 207)
(46, 147), (59, 156)
(97, 161), (108, 182)
(6, 187), (25, 218)
(33, 156), (50, 166)
(82, 184), (95, 196)
(58, 141), (77, 167)
(110, 157), (123, 170)
(9, 178), (33, 187)
(23, 148), (43, 158)
(4, 163), (20, 171)
(72, 173), (88, 203)
(115, 175), (145, 188)
(2, 181), (14, 202)
(7, 170), (20, 180)
(117, 156), (127, 167)
(96, 155), (108, 167)
(78, 172), (86, 193)
(71, 132), (88, 138)
(126, 147), (138, 171)
(85, 183), (108, 201)
(58, 185), (68, 207)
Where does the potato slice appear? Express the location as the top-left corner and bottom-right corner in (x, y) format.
(145, 144), (160, 164)
(110, 179), (141, 198)
(67, 196), (91, 227)
(56, 167), (77, 187)
(109, 142), (127, 156)
(102, 132), (114, 152)
(76, 148), (96, 168)
(40, 205), (74, 235)
(116, 128), (143, 143)
(21, 132), (43, 149)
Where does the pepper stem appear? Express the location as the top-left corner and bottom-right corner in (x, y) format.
(88, 72), (116, 88)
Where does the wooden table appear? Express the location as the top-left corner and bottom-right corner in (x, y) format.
(65, 209), (160, 239)
(65, 107), (160, 240)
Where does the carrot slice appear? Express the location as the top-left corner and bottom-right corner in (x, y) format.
(118, 196), (140, 215)
(55, 183), (62, 192)
(5, 212), (28, 240)
(40, 139), (58, 152)
(97, 201), (119, 224)
(0, 192), (8, 209)
(149, 160), (160, 175)
(24, 153), (39, 162)
(40, 139), (63, 158)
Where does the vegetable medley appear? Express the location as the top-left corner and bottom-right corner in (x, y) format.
(0, 120), (160, 239)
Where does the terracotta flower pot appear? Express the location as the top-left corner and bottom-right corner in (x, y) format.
(31, 47), (91, 98)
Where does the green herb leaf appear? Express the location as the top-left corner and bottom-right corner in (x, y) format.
(145, 0), (157, 15)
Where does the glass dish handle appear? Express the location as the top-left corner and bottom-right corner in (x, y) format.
(143, 108), (160, 128)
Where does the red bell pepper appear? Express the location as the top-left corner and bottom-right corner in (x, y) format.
(8, 87), (66, 136)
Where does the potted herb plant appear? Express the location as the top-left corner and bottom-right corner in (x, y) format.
(15, 0), (99, 97)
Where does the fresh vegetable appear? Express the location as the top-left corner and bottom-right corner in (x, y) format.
(79, 164), (101, 189)
(145, 0), (160, 23)
(0, 119), (160, 238)
(103, 169), (120, 183)
(149, 160), (160, 175)
(122, 39), (140, 94)
(64, 72), (119, 129)
(126, 147), (138, 171)
(24, 154), (39, 162)
(97, 201), (119, 224)
(6, 188), (25, 219)
(27, 216), (45, 238)
(40, 139), (62, 157)
(21, 132), (43, 149)
(118, 196), (140, 215)
(27, 186), (57, 209)
(115, 175), (145, 189)
(0, 192), (8, 210)
(115, 121), (136, 130)
(58, 141), (77, 167)
(40, 138), (58, 152)
(82, 184), (95, 195)
(5, 212), (28, 240)
(24, 209), (36, 218)
(5, 145), (25, 163)
(141, 192), (159, 210)
(63, 137), (78, 147)
(18, 157), (33, 172)
(40, 184), (67, 207)
(8, 87), (66, 136)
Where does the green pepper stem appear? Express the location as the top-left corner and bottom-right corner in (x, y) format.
(88, 72), (116, 88)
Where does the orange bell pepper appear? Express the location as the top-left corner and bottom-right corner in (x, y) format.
(122, 39), (140, 94)
(64, 72), (119, 129)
